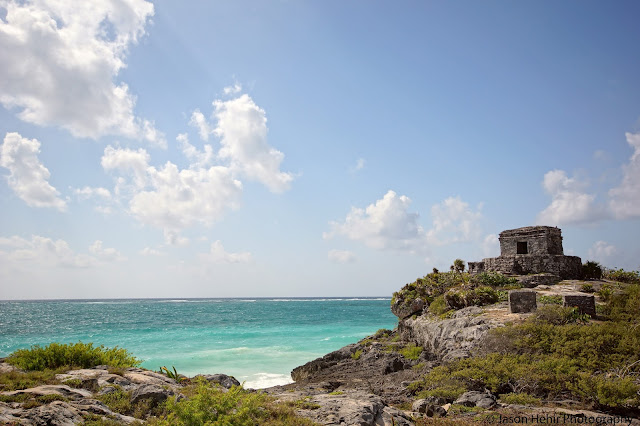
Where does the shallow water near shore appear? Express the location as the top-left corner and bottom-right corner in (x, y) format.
(0, 298), (396, 388)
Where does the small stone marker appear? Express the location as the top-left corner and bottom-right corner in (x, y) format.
(563, 294), (596, 317)
(509, 290), (537, 313)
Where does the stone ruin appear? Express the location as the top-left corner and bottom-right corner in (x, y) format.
(468, 226), (582, 280)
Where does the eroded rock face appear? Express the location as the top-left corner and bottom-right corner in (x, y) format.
(398, 306), (498, 362)
(130, 384), (174, 405)
(391, 297), (426, 320)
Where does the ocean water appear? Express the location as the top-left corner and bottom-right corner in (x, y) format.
(0, 298), (397, 388)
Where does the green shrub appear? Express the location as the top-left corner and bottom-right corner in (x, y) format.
(7, 342), (141, 371)
(445, 286), (499, 310)
(598, 284), (614, 302)
(603, 284), (640, 322)
(582, 261), (603, 280)
(471, 272), (519, 288)
(604, 268), (640, 284)
(0, 368), (63, 391)
(499, 392), (541, 406)
(97, 386), (132, 415)
(580, 283), (594, 293)
(400, 343), (423, 361)
(150, 378), (315, 426)
(351, 350), (363, 360)
(427, 295), (450, 316)
(538, 295), (562, 305)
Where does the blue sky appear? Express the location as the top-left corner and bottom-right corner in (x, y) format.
(1, 0), (639, 299)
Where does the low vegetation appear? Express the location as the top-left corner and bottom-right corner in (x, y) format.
(148, 378), (318, 425)
(7, 342), (141, 371)
(410, 284), (640, 413)
(391, 265), (522, 318)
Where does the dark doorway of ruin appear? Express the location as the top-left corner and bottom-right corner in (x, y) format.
(517, 241), (528, 254)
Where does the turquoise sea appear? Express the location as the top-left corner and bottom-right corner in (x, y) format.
(0, 298), (397, 388)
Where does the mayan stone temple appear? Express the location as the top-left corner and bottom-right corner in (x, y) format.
(468, 226), (582, 280)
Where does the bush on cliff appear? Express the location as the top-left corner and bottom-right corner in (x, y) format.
(604, 268), (640, 284)
(7, 342), (141, 371)
(582, 261), (603, 280)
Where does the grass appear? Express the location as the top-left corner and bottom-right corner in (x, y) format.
(7, 342), (141, 371)
(351, 349), (363, 360)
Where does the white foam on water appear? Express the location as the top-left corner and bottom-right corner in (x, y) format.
(244, 372), (293, 389)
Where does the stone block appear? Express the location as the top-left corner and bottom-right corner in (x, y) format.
(563, 294), (596, 317)
(509, 290), (537, 313)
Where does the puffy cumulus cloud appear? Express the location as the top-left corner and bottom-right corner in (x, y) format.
(587, 241), (618, 263)
(536, 170), (605, 226)
(324, 190), (427, 252)
(328, 249), (356, 263)
(223, 83), (242, 95)
(200, 240), (252, 264)
(0, 0), (164, 146)
(89, 240), (126, 261)
(0, 235), (95, 268)
(0, 132), (66, 210)
(101, 145), (242, 245)
(427, 197), (483, 245)
(609, 132), (640, 219)
(129, 163), (242, 235)
(213, 94), (294, 193)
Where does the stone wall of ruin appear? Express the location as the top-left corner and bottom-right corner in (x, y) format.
(499, 226), (563, 256)
(483, 255), (582, 279)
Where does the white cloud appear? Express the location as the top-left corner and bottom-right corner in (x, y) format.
(200, 240), (252, 264)
(213, 94), (294, 193)
(189, 110), (213, 141)
(324, 191), (486, 254)
(587, 240), (618, 263)
(0, 132), (66, 210)
(324, 190), (427, 252)
(482, 233), (499, 257)
(0, 235), (95, 268)
(536, 170), (604, 225)
(89, 240), (126, 261)
(328, 249), (356, 263)
(0, 0), (164, 146)
(609, 132), (640, 219)
(129, 163), (243, 234)
(101, 145), (243, 244)
(427, 196), (483, 245)
(74, 186), (111, 200)
(177, 133), (213, 168)
(223, 84), (242, 95)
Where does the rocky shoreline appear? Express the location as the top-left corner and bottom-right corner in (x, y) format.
(2, 279), (640, 425)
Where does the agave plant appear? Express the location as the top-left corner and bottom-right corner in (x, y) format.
(158, 365), (183, 382)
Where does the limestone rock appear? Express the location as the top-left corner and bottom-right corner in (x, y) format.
(124, 369), (178, 386)
(195, 373), (240, 389)
(130, 384), (174, 405)
(24, 400), (83, 425)
(391, 297), (426, 320)
(454, 391), (497, 409)
(398, 306), (496, 362)
(0, 362), (21, 374)
(281, 391), (413, 426)
(2, 384), (93, 400)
